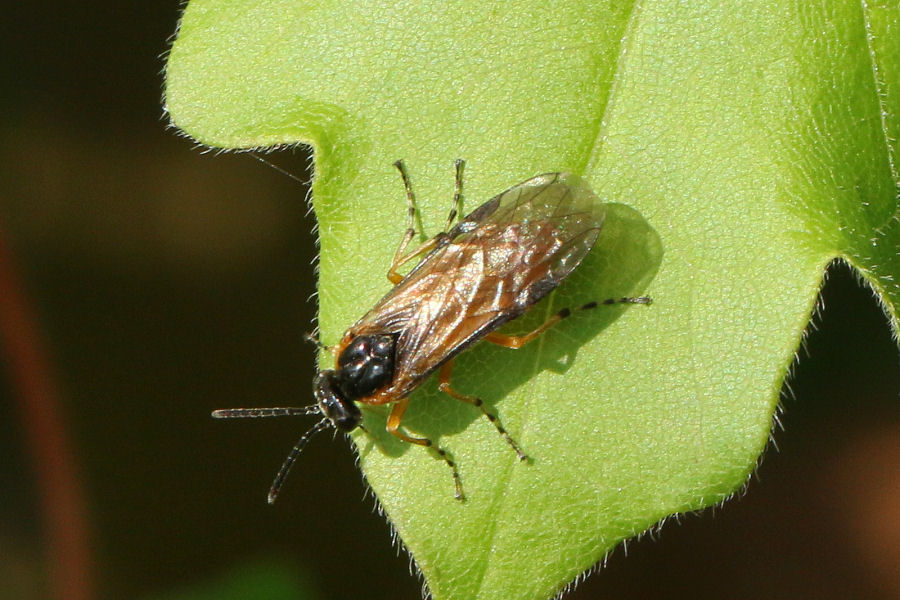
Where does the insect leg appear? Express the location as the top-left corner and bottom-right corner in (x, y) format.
(387, 160), (455, 283)
(388, 160), (422, 284)
(438, 359), (528, 461)
(387, 397), (464, 500)
(387, 236), (441, 284)
(303, 332), (336, 355)
(484, 296), (652, 349)
(387, 160), (469, 283)
(441, 159), (465, 232)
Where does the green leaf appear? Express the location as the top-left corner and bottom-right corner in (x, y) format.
(164, 2), (900, 599)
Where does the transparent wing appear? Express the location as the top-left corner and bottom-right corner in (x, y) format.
(350, 172), (606, 398)
(450, 172), (604, 258)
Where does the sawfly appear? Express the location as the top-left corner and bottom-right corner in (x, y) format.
(214, 160), (650, 502)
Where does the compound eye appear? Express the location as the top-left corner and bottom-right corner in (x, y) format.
(328, 398), (362, 432)
(313, 371), (361, 432)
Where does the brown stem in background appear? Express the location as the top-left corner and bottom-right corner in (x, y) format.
(0, 222), (94, 600)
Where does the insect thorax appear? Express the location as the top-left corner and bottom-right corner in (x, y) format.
(336, 333), (396, 399)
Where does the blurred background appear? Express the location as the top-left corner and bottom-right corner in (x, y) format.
(0, 3), (898, 600)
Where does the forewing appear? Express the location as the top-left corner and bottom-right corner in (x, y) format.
(449, 172), (605, 300)
(450, 172), (605, 260)
(349, 172), (606, 398)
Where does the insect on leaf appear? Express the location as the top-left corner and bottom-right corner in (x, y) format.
(165, 2), (900, 600)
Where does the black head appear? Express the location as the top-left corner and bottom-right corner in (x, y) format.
(211, 333), (397, 503)
(313, 370), (363, 432)
(334, 333), (396, 400)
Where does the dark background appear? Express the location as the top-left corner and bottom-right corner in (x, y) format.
(1, 3), (898, 600)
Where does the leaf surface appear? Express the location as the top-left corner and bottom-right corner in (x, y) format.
(165, 2), (900, 599)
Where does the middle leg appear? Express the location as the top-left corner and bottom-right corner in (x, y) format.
(438, 359), (528, 461)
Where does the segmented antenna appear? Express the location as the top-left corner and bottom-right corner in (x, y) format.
(248, 152), (309, 186)
(211, 406), (321, 419)
(211, 405), (332, 503)
(267, 418), (332, 504)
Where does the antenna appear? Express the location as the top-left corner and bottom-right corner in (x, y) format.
(267, 418), (331, 504)
(211, 406), (321, 419)
(211, 405), (332, 503)
(249, 152), (310, 186)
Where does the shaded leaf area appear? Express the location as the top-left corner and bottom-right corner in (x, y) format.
(165, 2), (899, 600)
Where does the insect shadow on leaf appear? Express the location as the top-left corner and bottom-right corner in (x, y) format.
(213, 160), (652, 503)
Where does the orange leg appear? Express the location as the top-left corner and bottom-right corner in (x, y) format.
(387, 237), (439, 284)
(483, 317), (562, 349)
(388, 160), (425, 284)
(484, 297), (653, 348)
(387, 160), (466, 284)
(387, 397), (463, 500)
(438, 359), (528, 461)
